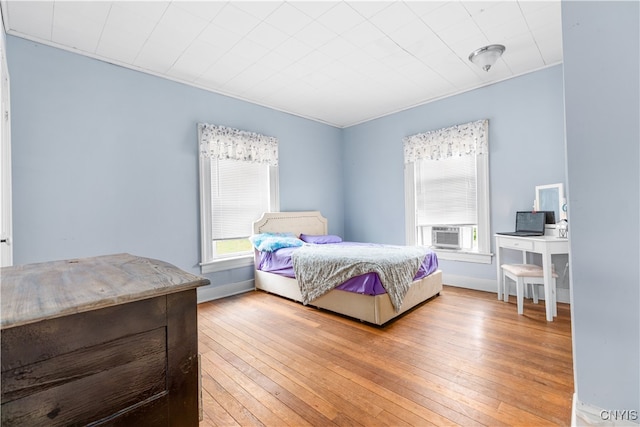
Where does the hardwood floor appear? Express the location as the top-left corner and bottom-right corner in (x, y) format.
(197, 285), (573, 426)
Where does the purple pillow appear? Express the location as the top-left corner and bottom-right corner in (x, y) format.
(300, 234), (342, 244)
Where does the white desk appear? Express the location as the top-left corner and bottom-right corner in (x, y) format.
(495, 234), (570, 321)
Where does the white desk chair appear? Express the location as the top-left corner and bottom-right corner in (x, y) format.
(501, 264), (558, 320)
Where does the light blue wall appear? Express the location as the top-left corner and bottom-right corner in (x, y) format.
(562, 1), (639, 415)
(7, 36), (344, 289)
(6, 36), (567, 289)
(342, 65), (566, 280)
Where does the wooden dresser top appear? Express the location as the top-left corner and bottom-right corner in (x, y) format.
(0, 253), (210, 329)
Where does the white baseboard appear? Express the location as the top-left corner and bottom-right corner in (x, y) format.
(196, 274), (570, 305)
(197, 279), (254, 304)
(572, 394), (639, 426)
(442, 273), (570, 304)
(557, 288), (570, 304)
(443, 273), (497, 293)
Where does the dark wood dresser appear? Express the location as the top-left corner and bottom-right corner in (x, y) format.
(1, 253), (209, 426)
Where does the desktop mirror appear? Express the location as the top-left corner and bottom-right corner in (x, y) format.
(535, 183), (564, 224)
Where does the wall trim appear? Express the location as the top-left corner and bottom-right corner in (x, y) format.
(197, 279), (254, 304)
(4, 30), (561, 129)
(443, 273), (570, 304)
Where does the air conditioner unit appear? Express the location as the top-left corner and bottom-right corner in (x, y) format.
(432, 226), (462, 249)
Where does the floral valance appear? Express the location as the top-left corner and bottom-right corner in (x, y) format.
(403, 119), (488, 163)
(198, 123), (278, 167)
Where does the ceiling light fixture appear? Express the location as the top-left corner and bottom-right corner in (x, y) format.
(468, 44), (506, 72)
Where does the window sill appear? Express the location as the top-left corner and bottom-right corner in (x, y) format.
(200, 255), (254, 274)
(432, 248), (493, 264)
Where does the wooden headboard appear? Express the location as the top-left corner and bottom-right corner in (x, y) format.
(253, 211), (328, 236)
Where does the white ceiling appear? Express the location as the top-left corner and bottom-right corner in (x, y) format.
(1, 1), (562, 128)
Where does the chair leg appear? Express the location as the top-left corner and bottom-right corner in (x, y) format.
(531, 283), (539, 304)
(503, 273), (510, 302)
(516, 277), (524, 315)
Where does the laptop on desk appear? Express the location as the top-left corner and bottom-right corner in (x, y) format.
(496, 211), (546, 237)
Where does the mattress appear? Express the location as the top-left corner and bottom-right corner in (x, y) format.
(256, 242), (439, 296)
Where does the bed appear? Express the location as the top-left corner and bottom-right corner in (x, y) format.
(252, 211), (443, 325)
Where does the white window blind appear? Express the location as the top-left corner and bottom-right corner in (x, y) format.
(210, 158), (270, 240)
(415, 155), (477, 226)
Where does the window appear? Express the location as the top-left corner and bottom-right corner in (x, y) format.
(198, 124), (278, 273)
(404, 119), (491, 263)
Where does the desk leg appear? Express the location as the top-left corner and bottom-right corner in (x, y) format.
(542, 252), (555, 321)
(496, 245), (503, 300)
(522, 251), (530, 299)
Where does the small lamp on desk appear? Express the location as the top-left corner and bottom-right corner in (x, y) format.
(558, 219), (568, 238)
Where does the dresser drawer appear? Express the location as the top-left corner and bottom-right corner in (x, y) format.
(499, 237), (534, 251)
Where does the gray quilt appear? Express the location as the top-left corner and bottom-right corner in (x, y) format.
(291, 243), (430, 312)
